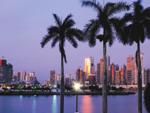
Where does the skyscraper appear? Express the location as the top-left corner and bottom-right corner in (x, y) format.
(126, 56), (137, 85)
(97, 56), (110, 84)
(100, 58), (104, 84)
(110, 63), (116, 85)
(115, 64), (120, 85)
(97, 63), (100, 84)
(0, 58), (13, 83)
(140, 53), (145, 86)
(76, 68), (85, 84)
(84, 57), (95, 79)
(50, 70), (56, 85)
(144, 69), (150, 84)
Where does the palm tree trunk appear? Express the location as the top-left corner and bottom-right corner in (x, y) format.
(102, 41), (108, 113)
(137, 42), (142, 113)
(60, 53), (64, 113)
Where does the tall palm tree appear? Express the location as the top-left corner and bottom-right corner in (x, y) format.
(117, 1), (150, 113)
(82, 1), (129, 113)
(41, 14), (83, 113)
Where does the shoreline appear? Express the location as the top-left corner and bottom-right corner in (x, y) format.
(0, 91), (136, 96)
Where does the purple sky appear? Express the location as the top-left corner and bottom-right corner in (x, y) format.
(0, 0), (150, 82)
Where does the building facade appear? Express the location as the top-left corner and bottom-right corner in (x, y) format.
(0, 59), (13, 83)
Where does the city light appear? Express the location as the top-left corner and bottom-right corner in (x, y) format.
(73, 82), (82, 91)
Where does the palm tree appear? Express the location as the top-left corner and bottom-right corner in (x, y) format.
(144, 83), (150, 113)
(41, 14), (83, 113)
(117, 1), (150, 113)
(82, 1), (129, 113)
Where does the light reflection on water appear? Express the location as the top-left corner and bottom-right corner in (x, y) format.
(19, 95), (23, 101)
(0, 95), (147, 113)
(52, 95), (57, 113)
(32, 96), (36, 113)
(81, 96), (92, 113)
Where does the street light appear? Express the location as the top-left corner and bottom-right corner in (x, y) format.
(73, 82), (82, 113)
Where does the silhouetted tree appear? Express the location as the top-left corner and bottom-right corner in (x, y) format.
(144, 83), (150, 113)
(82, 1), (129, 113)
(41, 14), (83, 113)
(117, 1), (150, 113)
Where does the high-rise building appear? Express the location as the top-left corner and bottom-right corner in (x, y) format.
(140, 53), (145, 86)
(123, 65), (127, 85)
(0, 59), (13, 83)
(97, 56), (110, 84)
(76, 68), (85, 84)
(84, 57), (95, 79)
(13, 71), (38, 84)
(50, 70), (56, 85)
(126, 56), (137, 85)
(26, 72), (37, 84)
(97, 63), (100, 84)
(110, 63), (115, 85)
(88, 75), (96, 85)
(65, 75), (72, 86)
(144, 69), (150, 85)
(100, 58), (104, 84)
(115, 65), (120, 85)
(117, 66), (126, 85)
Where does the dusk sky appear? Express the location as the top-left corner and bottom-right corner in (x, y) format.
(0, 0), (150, 82)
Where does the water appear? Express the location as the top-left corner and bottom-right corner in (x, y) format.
(0, 95), (147, 113)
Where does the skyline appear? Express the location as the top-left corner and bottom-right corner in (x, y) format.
(1, 0), (150, 82)
(4, 52), (150, 83)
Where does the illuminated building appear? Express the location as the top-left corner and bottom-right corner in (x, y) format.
(110, 63), (116, 85)
(126, 56), (137, 85)
(84, 57), (95, 79)
(100, 58), (104, 84)
(115, 65), (120, 85)
(119, 66), (126, 85)
(97, 56), (110, 84)
(76, 68), (85, 84)
(14, 71), (38, 84)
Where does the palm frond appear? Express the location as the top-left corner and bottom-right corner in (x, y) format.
(84, 19), (95, 35)
(66, 28), (83, 41)
(82, 0), (102, 13)
(118, 24), (131, 45)
(96, 34), (104, 42)
(104, 2), (115, 15)
(67, 37), (78, 48)
(133, 1), (143, 18)
(41, 35), (52, 48)
(144, 20), (150, 39)
(53, 14), (62, 27)
(106, 2), (130, 17)
(63, 14), (73, 26)
(143, 7), (150, 20)
(121, 13), (133, 23)
(62, 18), (75, 30)
(47, 26), (59, 35)
(51, 37), (59, 47)
(104, 23), (114, 46)
(87, 19), (101, 47)
(110, 17), (125, 41)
